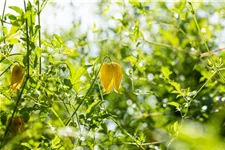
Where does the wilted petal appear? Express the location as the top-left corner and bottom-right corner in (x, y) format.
(112, 62), (122, 93)
(100, 63), (114, 93)
(10, 65), (25, 91)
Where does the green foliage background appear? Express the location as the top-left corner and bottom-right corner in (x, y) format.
(1, 0), (225, 150)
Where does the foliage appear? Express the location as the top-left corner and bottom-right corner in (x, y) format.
(1, 0), (225, 150)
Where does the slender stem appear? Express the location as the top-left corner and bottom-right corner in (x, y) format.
(50, 107), (65, 126)
(24, 0), (30, 77)
(65, 64), (102, 126)
(110, 117), (145, 150)
(37, 0), (42, 77)
(1, 0), (7, 22)
(98, 82), (104, 101)
(65, 56), (110, 126)
(1, 0), (7, 44)
(103, 55), (112, 62)
(0, 53), (23, 63)
(182, 71), (216, 118)
(143, 39), (198, 56)
(189, 2), (210, 53)
(200, 47), (225, 57)
(0, 64), (12, 77)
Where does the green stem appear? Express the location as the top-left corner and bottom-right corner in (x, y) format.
(50, 107), (65, 126)
(189, 2), (210, 53)
(98, 82), (104, 101)
(24, 0), (30, 77)
(37, 0), (42, 77)
(143, 39), (198, 56)
(183, 71), (216, 118)
(110, 117), (145, 150)
(65, 68), (100, 126)
(0, 64), (12, 77)
(1, 0), (7, 44)
(65, 56), (110, 126)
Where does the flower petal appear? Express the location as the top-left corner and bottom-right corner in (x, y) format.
(100, 63), (114, 93)
(112, 62), (122, 93)
(10, 65), (25, 91)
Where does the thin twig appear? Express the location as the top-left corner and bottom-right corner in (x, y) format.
(0, 64), (12, 77)
(38, 0), (42, 77)
(24, 0), (30, 77)
(110, 116), (145, 150)
(189, 2), (210, 53)
(200, 47), (225, 57)
(65, 64), (101, 126)
(65, 56), (110, 126)
(1, 0), (7, 43)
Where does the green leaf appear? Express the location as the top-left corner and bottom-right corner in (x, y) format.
(9, 25), (19, 35)
(167, 101), (180, 108)
(161, 67), (172, 79)
(123, 56), (137, 65)
(7, 38), (19, 44)
(129, 0), (141, 8)
(92, 23), (99, 33)
(86, 101), (102, 117)
(21, 142), (33, 149)
(2, 26), (8, 35)
(34, 47), (42, 58)
(53, 34), (63, 45)
(133, 21), (140, 42)
(66, 59), (86, 85)
(169, 81), (182, 94)
(102, 5), (110, 14)
(9, 6), (23, 15)
(51, 136), (61, 149)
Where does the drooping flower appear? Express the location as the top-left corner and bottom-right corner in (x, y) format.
(100, 62), (122, 94)
(6, 116), (24, 136)
(10, 64), (25, 91)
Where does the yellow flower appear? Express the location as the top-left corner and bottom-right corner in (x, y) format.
(100, 62), (122, 94)
(6, 116), (24, 136)
(10, 64), (25, 91)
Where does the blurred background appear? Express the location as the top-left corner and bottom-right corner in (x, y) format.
(1, 0), (225, 149)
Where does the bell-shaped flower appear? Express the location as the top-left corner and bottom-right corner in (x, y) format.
(10, 64), (25, 91)
(6, 116), (24, 136)
(100, 62), (122, 94)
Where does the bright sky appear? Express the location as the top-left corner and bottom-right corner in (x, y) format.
(1, 0), (225, 50)
(0, 0), (99, 33)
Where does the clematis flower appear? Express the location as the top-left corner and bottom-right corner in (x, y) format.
(10, 64), (25, 92)
(100, 62), (122, 94)
(6, 116), (24, 136)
